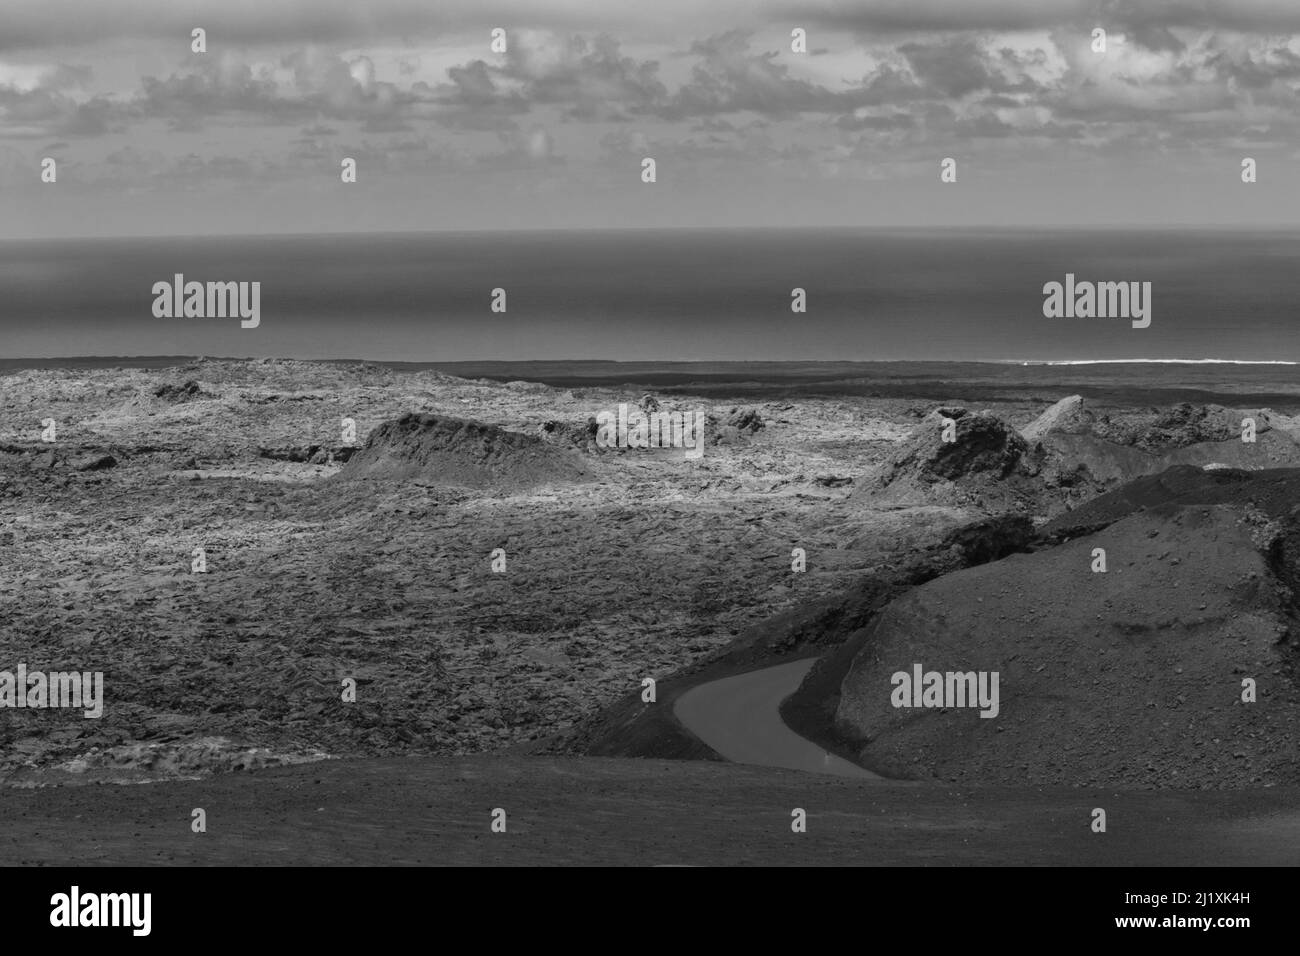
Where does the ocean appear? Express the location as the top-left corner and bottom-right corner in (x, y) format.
(1, 228), (1298, 363)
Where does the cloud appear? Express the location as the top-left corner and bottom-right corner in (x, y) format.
(522, 33), (664, 118)
(661, 30), (851, 117)
(38, 64), (93, 90)
(0, 0), (480, 51)
(133, 48), (433, 131)
(475, 124), (564, 168)
(0, 70), (127, 139)
(834, 110), (915, 130)
(136, 55), (288, 125)
(899, 37), (1040, 97)
(8, 0), (1300, 53)
(3, 9), (1300, 196)
(790, 0), (1300, 35)
(1204, 37), (1300, 90)
(0, 0), (746, 51)
(456, 32), (669, 121)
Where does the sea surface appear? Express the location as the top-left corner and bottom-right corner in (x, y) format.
(1, 228), (1298, 363)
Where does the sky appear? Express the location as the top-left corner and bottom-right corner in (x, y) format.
(3, 0), (1300, 237)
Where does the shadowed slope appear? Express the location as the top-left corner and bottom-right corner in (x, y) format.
(835, 501), (1300, 789)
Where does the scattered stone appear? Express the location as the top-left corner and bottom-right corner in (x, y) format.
(258, 445), (356, 464)
(538, 418), (600, 452)
(153, 380), (212, 403)
(726, 407), (765, 433)
(706, 406), (766, 445)
(71, 453), (117, 472)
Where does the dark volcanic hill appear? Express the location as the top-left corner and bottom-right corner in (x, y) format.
(1041, 465), (1300, 539)
(833, 468), (1300, 789)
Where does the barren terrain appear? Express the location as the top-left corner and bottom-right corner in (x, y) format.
(0, 359), (981, 782)
(3, 359), (1299, 866)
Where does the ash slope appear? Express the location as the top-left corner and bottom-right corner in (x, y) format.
(835, 470), (1300, 789)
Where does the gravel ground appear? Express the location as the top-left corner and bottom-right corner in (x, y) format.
(3, 755), (1297, 866)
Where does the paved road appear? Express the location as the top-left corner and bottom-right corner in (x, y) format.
(673, 658), (878, 779)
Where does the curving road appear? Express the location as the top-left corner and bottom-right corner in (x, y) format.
(673, 658), (878, 779)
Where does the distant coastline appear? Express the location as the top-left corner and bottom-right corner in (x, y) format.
(4, 356), (1298, 368)
(3, 356), (1299, 408)
(1017, 358), (1299, 366)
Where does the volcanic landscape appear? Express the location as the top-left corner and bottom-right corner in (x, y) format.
(1, 358), (1298, 865)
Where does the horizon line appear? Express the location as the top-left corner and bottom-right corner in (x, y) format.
(1016, 358), (1300, 366)
(7, 223), (1300, 243)
(3, 356), (1298, 367)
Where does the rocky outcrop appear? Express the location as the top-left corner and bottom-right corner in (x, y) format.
(895, 513), (1036, 582)
(1132, 402), (1260, 450)
(1020, 395), (1093, 443)
(153, 380), (213, 403)
(1019, 396), (1300, 501)
(537, 417), (600, 452)
(706, 406), (766, 446)
(888, 408), (1029, 481)
(726, 407), (765, 433)
(258, 445), (357, 465)
(339, 413), (591, 488)
(857, 407), (1046, 511)
(71, 453), (116, 472)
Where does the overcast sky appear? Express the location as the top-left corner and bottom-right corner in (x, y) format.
(3, 0), (1300, 237)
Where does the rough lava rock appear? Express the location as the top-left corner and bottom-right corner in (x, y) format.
(153, 380), (213, 403)
(340, 413), (591, 488)
(858, 407), (1047, 511)
(71, 453), (117, 472)
(1020, 395), (1094, 443)
(706, 406), (767, 446)
(1020, 396), (1300, 502)
(537, 417), (600, 453)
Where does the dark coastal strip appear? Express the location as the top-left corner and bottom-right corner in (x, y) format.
(5, 357), (1300, 408)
